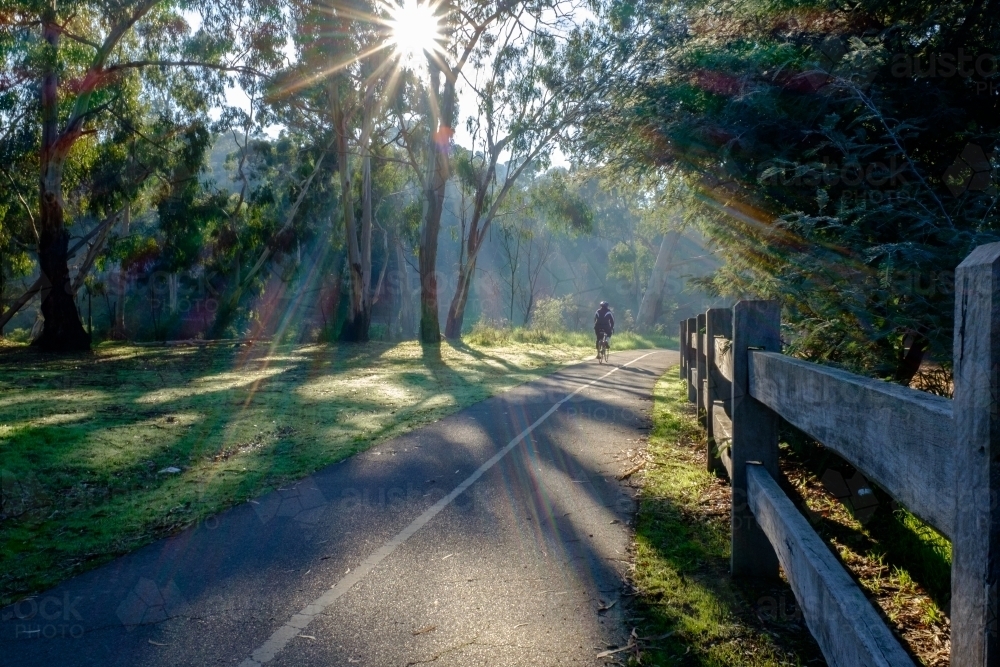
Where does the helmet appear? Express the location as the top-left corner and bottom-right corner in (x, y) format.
(599, 301), (609, 307)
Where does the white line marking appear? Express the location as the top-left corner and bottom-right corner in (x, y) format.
(238, 351), (658, 666)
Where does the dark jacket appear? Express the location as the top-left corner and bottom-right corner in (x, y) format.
(594, 307), (615, 333)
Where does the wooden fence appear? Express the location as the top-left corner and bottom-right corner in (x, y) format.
(678, 242), (1000, 667)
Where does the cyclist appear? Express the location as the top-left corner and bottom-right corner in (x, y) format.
(594, 301), (615, 358)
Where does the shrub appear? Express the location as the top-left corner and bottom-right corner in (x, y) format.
(529, 297), (566, 332)
(466, 317), (512, 346)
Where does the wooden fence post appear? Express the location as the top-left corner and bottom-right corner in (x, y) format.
(696, 312), (707, 420)
(731, 300), (781, 578)
(680, 319), (688, 380)
(686, 316), (697, 403)
(706, 307), (732, 476)
(952, 242), (1000, 667)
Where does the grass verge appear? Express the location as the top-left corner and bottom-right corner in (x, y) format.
(628, 374), (952, 666)
(0, 337), (615, 607)
(779, 432), (951, 665)
(625, 376), (824, 666)
(464, 322), (675, 350)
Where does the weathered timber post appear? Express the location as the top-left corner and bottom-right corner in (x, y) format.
(952, 242), (1000, 667)
(706, 307), (732, 476)
(696, 312), (707, 420)
(680, 319), (688, 380)
(731, 299), (781, 578)
(686, 316), (697, 403)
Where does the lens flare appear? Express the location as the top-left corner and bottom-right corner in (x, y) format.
(385, 0), (441, 68)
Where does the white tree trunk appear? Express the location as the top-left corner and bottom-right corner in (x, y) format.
(168, 273), (178, 314)
(636, 229), (680, 331)
(113, 204), (130, 338)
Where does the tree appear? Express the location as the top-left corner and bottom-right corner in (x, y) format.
(271, 0), (421, 342)
(586, 0), (1000, 384)
(383, 0), (544, 344)
(635, 227), (679, 330)
(441, 4), (608, 338)
(1, 0), (285, 351)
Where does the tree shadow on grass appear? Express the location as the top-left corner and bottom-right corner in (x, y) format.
(0, 339), (589, 607)
(3, 352), (664, 664)
(777, 426), (952, 612)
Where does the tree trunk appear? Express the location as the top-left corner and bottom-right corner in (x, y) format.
(444, 256), (477, 338)
(34, 207), (89, 351)
(33, 15), (88, 352)
(112, 203), (130, 339)
(395, 240), (416, 338)
(894, 334), (928, 386)
(168, 273), (178, 314)
(636, 230), (680, 331)
(335, 83), (374, 343)
(0, 248), (5, 337)
(418, 65), (455, 344)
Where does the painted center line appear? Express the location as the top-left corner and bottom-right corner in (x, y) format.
(239, 351), (657, 667)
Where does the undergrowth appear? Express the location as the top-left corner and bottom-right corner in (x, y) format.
(626, 376), (823, 666)
(465, 321), (675, 350)
(629, 374), (953, 666)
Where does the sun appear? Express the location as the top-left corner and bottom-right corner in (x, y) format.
(385, 0), (442, 68)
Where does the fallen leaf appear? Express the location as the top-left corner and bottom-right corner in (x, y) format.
(617, 462), (645, 480)
(596, 641), (635, 658)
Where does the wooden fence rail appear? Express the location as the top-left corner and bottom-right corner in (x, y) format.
(678, 242), (1000, 667)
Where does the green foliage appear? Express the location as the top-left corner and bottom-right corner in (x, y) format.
(466, 315), (675, 349)
(529, 296), (567, 331)
(588, 0), (1000, 382)
(529, 169), (594, 233)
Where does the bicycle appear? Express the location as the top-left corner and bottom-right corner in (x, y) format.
(597, 332), (610, 364)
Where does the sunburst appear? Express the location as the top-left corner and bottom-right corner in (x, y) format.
(383, 0), (443, 70)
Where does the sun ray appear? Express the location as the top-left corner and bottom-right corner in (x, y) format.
(271, 41), (396, 99)
(381, 0), (444, 71)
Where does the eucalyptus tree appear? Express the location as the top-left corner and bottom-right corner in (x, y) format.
(403, 0), (525, 344)
(268, 0), (428, 342)
(585, 0), (1000, 383)
(0, 0), (286, 351)
(439, 2), (613, 338)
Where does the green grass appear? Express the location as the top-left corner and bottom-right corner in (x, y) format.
(0, 336), (633, 607)
(627, 376), (823, 666)
(464, 322), (676, 350)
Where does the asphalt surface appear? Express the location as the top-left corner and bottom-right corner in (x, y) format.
(1, 349), (677, 667)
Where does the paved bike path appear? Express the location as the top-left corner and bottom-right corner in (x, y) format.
(1, 349), (676, 666)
